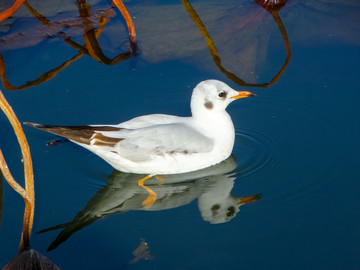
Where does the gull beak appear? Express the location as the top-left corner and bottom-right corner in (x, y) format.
(231, 91), (256, 99)
(238, 193), (262, 205)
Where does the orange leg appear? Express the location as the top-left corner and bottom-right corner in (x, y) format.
(138, 175), (157, 209)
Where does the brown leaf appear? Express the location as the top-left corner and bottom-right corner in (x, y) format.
(2, 248), (60, 270)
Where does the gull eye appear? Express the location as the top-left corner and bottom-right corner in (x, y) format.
(226, 206), (235, 217)
(218, 91), (227, 99)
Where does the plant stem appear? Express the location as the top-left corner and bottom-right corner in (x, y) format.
(0, 90), (35, 252)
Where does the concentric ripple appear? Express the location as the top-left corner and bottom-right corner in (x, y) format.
(232, 126), (279, 179)
(228, 89), (355, 215)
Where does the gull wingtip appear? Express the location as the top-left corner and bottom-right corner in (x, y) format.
(23, 122), (42, 128)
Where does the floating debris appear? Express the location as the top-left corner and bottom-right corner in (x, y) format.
(46, 137), (68, 147)
(129, 238), (154, 264)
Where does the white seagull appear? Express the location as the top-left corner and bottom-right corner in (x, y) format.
(25, 80), (255, 175)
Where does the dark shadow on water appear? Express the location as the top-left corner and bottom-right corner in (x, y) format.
(38, 155), (261, 251)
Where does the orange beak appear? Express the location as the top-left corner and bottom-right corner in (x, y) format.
(231, 91), (256, 99)
(238, 193), (262, 205)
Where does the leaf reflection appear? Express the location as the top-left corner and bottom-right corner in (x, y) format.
(0, 1), (133, 91)
(182, 0), (291, 87)
(38, 155), (261, 251)
(0, 0), (292, 91)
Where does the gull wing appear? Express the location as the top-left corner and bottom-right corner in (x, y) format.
(116, 114), (185, 129)
(109, 123), (214, 162)
(24, 122), (214, 163)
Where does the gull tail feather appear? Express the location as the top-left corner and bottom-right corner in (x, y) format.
(23, 122), (122, 146)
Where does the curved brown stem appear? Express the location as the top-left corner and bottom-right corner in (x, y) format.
(0, 0), (25, 22)
(23, 0), (51, 26)
(182, 0), (291, 88)
(112, 0), (139, 56)
(181, 0), (248, 86)
(0, 1), (132, 91)
(77, 3), (132, 64)
(0, 90), (34, 252)
(267, 11), (291, 86)
(0, 53), (84, 91)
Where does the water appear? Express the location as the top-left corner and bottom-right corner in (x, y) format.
(0, 0), (359, 269)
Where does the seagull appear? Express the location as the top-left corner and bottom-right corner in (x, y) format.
(25, 80), (255, 175)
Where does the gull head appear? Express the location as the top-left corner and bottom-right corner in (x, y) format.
(190, 80), (255, 118)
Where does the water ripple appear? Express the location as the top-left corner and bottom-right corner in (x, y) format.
(233, 126), (279, 179)
(231, 90), (352, 215)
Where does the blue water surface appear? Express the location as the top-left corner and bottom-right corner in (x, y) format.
(0, 0), (359, 269)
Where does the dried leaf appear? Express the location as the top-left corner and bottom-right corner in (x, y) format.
(129, 239), (154, 264)
(2, 248), (60, 270)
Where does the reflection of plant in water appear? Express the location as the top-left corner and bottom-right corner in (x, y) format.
(112, 0), (138, 55)
(0, 90), (59, 268)
(0, 0), (25, 22)
(0, 0), (137, 91)
(182, 0), (291, 87)
(1, 0), (292, 90)
(1, 0), (137, 49)
(67, 2), (134, 64)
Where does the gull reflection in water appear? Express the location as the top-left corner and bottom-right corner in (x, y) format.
(39, 155), (261, 251)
